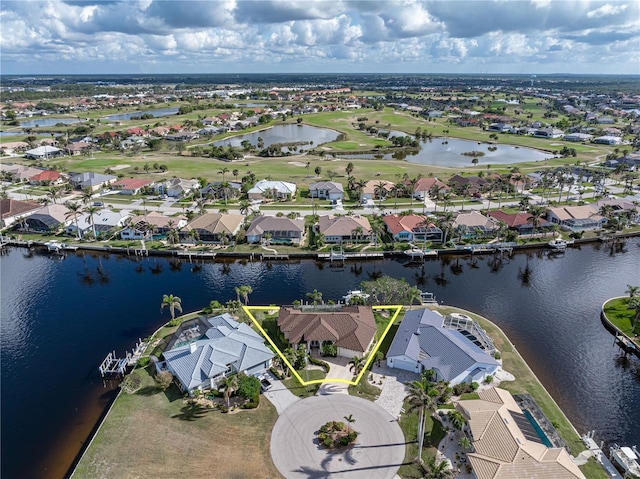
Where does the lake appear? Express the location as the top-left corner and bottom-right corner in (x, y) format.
(19, 118), (82, 128)
(212, 123), (340, 150)
(104, 107), (180, 121)
(1, 240), (640, 479)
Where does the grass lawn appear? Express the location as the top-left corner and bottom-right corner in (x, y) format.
(348, 378), (381, 402)
(397, 404), (447, 479)
(71, 366), (283, 479)
(433, 306), (607, 479)
(603, 297), (640, 344)
(282, 369), (326, 397)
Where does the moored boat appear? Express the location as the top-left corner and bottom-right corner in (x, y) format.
(610, 444), (640, 479)
(548, 238), (573, 250)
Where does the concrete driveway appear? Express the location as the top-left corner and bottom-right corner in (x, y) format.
(270, 395), (406, 479)
(317, 356), (354, 395)
(262, 372), (300, 414)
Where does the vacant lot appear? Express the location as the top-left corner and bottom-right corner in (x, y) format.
(71, 367), (283, 479)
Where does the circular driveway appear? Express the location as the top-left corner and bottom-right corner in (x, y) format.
(270, 395), (406, 479)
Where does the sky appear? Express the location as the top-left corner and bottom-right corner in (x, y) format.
(1, 0), (639, 76)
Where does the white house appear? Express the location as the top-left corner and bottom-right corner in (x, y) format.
(247, 180), (297, 201)
(66, 208), (131, 238)
(386, 308), (499, 385)
(308, 181), (344, 201)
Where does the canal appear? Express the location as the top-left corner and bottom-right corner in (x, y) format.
(1, 239), (639, 479)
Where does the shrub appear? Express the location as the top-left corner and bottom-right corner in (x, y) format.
(493, 351), (501, 360)
(237, 373), (261, 400)
(122, 370), (143, 394)
(137, 356), (150, 368)
(471, 382), (479, 391)
(155, 370), (174, 390)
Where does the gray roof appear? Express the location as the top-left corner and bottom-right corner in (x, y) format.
(163, 313), (273, 391)
(388, 308), (498, 382)
(309, 181), (344, 194)
(70, 171), (116, 187)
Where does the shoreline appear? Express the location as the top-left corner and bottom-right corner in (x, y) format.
(69, 303), (606, 479)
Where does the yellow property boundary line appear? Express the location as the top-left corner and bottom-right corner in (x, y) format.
(243, 305), (402, 386)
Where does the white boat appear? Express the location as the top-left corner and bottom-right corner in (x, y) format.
(548, 238), (573, 250)
(610, 445), (640, 479)
(44, 241), (78, 253)
(342, 290), (370, 303)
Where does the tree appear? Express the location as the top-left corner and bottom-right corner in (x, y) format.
(219, 374), (239, 408)
(457, 436), (471, 452)
(345, 162), (354, 177)
(161, 294), (182, 320)
(423, 456), (455, 479)
(406, 377), (438, 463)
(80, 187), (94, 205)
(344, 414), (355, 434)
(348, 356), (365, 376)
(314, 166), (321, 177)
(218, 167), (230, 182)
(237, 285), (253, 305)
(527, 205), (546, 237)
(448, 410), (466, 432)
(64, 201), (83, 239)
(47, 186), (62, 205)
(306, 288), (323, 304)
(629, 297), (640, 336)
(83, 205), (100, 239)
(239, 199), (251, 218)
(626, 284), (639, 298)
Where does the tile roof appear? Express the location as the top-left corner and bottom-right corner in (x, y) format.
(318, 215), (371, 237)
(453, 210), (497, 229)
(309, 181), (344, 194)
(413, 177), (447, 192)
(112, 178), (154, 190)
(183, 213), (243, 235)
(29, 170), (62, 182)
(0, 199), (41, 219)
(363, 180), (394, 195)
(277, 306), (376, 353)
(382, 214), (430, 236)
(246, 216), (304, 236)
(456, 388), (586, 479)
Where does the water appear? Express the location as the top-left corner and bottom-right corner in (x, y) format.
(1, 240), (640, 479)
(103, 107), (179, 121)
(212, 124), (339, 149)
(19, 118), (82, 128)
(0, 130), (25, 137)
(347, 137), (552, 166)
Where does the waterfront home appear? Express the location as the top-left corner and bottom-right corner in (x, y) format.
(546, 205), (605, 232)
(65, 208), (131, 238)
(0, 198), (41, 228)
(157, 177), (199, 198)
(487, 210), (553, 235)
(120, 212), (187, 240)
(111, 178), (154, 195)
(23, 204), (71, 232)
(317, 214), (372, 243)
(247, 180), (297, 202)
(277, 305), (377, 358)
(246, 216), (305, 244)
(180, 212), (243, 243)
(382, 214), (443, 243)
(594, 198), (640, 224)
(361, 180), (394, 201)
(454, 388), (586, 479)
(308, 181), (345, 201)
(386, 308), (499, 385)
(24, 145), (63, 160)
(452, 211), (498, 238)
(69, 172), (117, 191)
(564, 132), (593, 142)
(162, 313), (274, 395)
(412, 177), (448, 200)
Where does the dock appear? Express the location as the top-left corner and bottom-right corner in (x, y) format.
(177, 250), (217, 260)
(581, 431), (622, 479)
(99, 339), (146, 377)
(261, 253), (289, 260)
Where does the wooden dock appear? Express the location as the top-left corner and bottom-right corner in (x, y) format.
(99, 339), (146, 377)
(261, 253), (289, 260)
(177, 250), (217, 260)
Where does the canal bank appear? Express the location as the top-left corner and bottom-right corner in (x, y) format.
(69, 304), (608, 479)
(601, 297), (640, 358)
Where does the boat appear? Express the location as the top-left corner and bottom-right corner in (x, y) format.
(548, 238), (573, 250)
(342, 290), (370, 303)
(610, 444), (640, 479)
(44, 241), (78, 254)
(419, 291), (437, 304)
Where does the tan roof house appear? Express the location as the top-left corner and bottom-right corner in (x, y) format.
(546, 205), (604, 232)
(181, 213), (243, 243)
(246, 216), (305, 244)
(317, 215), (372, 243)
(452, 211), (498, 238)
(23, 204), (71, 232)
(361, 180), (395, 200)
(455, 387), (586, 479)
(0, 198), (42, 228)
(277, 305), (377, 358)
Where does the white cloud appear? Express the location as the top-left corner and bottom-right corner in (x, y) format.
(587, 3), (627, 18)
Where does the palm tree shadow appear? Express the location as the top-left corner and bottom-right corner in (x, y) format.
(172, 402), (212, 421)
(135, 385), (162, 396)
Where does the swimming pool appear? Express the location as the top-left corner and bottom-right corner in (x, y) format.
(523, 409), (554, 448)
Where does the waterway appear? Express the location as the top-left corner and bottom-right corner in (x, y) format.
(103, 107), (180, 122)
(19, 118), (82, 128)
(212, 123), (339, 150)
(1, 241), (639, 479)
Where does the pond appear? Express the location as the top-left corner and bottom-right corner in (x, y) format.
(212, 124), (340, 150)
(104, 107), (180, 121)
(19, 118), (82, 128)
(345, 137), (553, 167)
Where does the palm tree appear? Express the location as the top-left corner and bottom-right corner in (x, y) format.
(80, 187), (94, 205)
(391, 184), (403, 212)
(239, 199), (251, 218)
(161, 294), (182, 320)
(345, 162), (354, 177)
(218, 167), (229, 182)
(306, 288), (323, 305)
(626, 284), (639, 298)
(458, 183), (471, 211)
(374, 181), (388, 210)
(237, 285), (253, 305)
(629, 297), (640, 335)
(83, 205), (100, 239)
(423, 456), (454, 479)
(527, 205), (546, 237)
(429, 184), (442, 213)
(47, 186), (62, 204)
(406, 378), (438, 463)
(448, 410), (466, 432)
(348, 356), (365, 376)
(219, 374), (239, 408)
(344, 414), (355, 434)
(64, 201), (83, 239)
(457, 436), (471, 452)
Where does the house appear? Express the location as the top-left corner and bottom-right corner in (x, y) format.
(382, 214), (443, 243)
(412, 177), (448, 200)
(23, 145), (63, 160)
(120, 212), (187, 240)
(64, 142), (93, 156)
(0, 199), (41, 228)
(247, 180), (297, 202)
(488, 123), (513, 133)
(200, 181), (243, 201)
(69, 172), (116, 191)
(317, 215), (372, 243)
(158, 177), (199, 198)
(386, 308), (499, 384)
(594, 198), (640, 224)
(452, 211), (498, 238)
(546, 205), (605, 231)
(246, 216), (305, 244)
(454, 388), (586, 479)
(533, 128), (564, 139)
(487, 210), (553, 235)
(447, 175), (489, 197)
(162, 313), (274, 395)
(28, 170), (64, 185)
(23, 204), (71, 232)
(181, 213), (244, 243)
(277, 305), (377, 358)
(564, 133), (592, 143)
(592, 135), (622, 145)
(308, 181), (345, 201)
(65, 208), (131, 238)
(0, 165), (44, 183)
(111, 178), (154, 195)
(361, 180), (394, 201)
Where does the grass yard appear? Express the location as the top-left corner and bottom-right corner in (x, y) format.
(71, 366), (283, 479)
(282, 369), (326, 397)
(397, 405), (447, 479)
(603, 297), (640, 344)
(348, 378), (382, 401)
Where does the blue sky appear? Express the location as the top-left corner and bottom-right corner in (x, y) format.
(1, 0), (639, 75)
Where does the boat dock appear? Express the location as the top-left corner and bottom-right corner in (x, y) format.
(177, 250), (217, 260)
(317, 246), (384, 262)
(99, 339), (146, 377)
(581, 431), (622, 479)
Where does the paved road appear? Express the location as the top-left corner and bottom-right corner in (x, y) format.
(270, 395), (406, 479)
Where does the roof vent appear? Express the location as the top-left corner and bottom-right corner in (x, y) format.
(413, 331), (421, 335)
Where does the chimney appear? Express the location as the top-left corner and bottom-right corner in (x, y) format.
(189, 342), (197, 353)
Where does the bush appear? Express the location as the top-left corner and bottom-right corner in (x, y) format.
(493, 351), (501, 360)
(155, 370), (174, 390)
(471, 382), (479, 391)
(137, 356), (150, 368)
(270, 367), (286, 380)
(308, 356), (330, 372)
(122, 370), (143, 394)
(237, 373), (261, 400)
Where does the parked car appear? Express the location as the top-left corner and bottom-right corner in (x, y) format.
(258, 374), (272, 392)
(92, 201), (104, 207)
